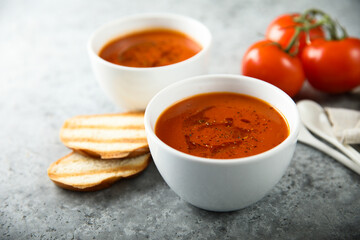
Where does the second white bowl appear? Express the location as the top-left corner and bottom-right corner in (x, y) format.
(88, 13), (212, 110)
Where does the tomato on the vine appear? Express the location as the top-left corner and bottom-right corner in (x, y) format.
(266, 13), (325, 55)
(301, 38), (360, 93)
(241, 40), (305, 97)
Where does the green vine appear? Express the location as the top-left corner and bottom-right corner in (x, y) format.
(283, 8), (348, 55)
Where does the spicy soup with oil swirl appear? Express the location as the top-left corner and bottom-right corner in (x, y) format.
(155, 92), (289, 159)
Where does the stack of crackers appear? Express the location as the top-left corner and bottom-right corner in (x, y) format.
(47, 112), (150, 191)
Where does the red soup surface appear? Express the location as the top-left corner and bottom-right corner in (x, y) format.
(98, 28), (202, 68)
(155, 92), (289, 159)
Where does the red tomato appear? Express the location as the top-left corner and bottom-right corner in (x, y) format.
(301, 38), (360, 93)
(266, 14), (325, 55)
(242, 40), (305, 97)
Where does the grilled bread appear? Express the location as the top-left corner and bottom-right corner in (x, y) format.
(48, 152), (151, 191)
(60, 112), (149, 159)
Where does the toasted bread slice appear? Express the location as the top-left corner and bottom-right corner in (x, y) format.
(48, 152), (151, 191)
(60, 112), (149, 159)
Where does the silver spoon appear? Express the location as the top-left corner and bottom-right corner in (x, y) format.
(297, 100), (360, 165)
(298, 123), (360, 175)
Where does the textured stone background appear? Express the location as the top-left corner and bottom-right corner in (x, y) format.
(1, 0), (360, 239)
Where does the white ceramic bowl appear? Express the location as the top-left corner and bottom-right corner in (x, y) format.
(144, 74), (300, 212)
(88, 13), (211, 110)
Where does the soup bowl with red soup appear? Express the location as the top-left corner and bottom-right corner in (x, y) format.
(88, 13), (211, 110)
(144, 74), (300, 212)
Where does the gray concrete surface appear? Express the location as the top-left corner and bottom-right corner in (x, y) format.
(1, 0), (360, 239)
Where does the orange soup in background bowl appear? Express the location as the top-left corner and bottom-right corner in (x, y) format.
(144, 74), (300, 212)
(99, 28), (202, 68)
(88, 13), (211, 110)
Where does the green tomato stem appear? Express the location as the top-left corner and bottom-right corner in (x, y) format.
(284, 19), (325, 55)
(285, 8), (349, 54)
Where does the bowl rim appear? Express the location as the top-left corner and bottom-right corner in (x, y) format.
(144, 74), (300, 166)
(87, 12), (212, 72)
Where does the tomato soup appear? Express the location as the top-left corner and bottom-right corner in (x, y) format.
(99, 29), (202, 68)
(155, 92), (289, 159)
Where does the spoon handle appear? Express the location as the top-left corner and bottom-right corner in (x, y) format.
(299, 129), (360, 175)
(297, 100), (360, 166)
(303, 118), (360, 165)
(344, 145), (360, 164)
(328, 138), (360, 165)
